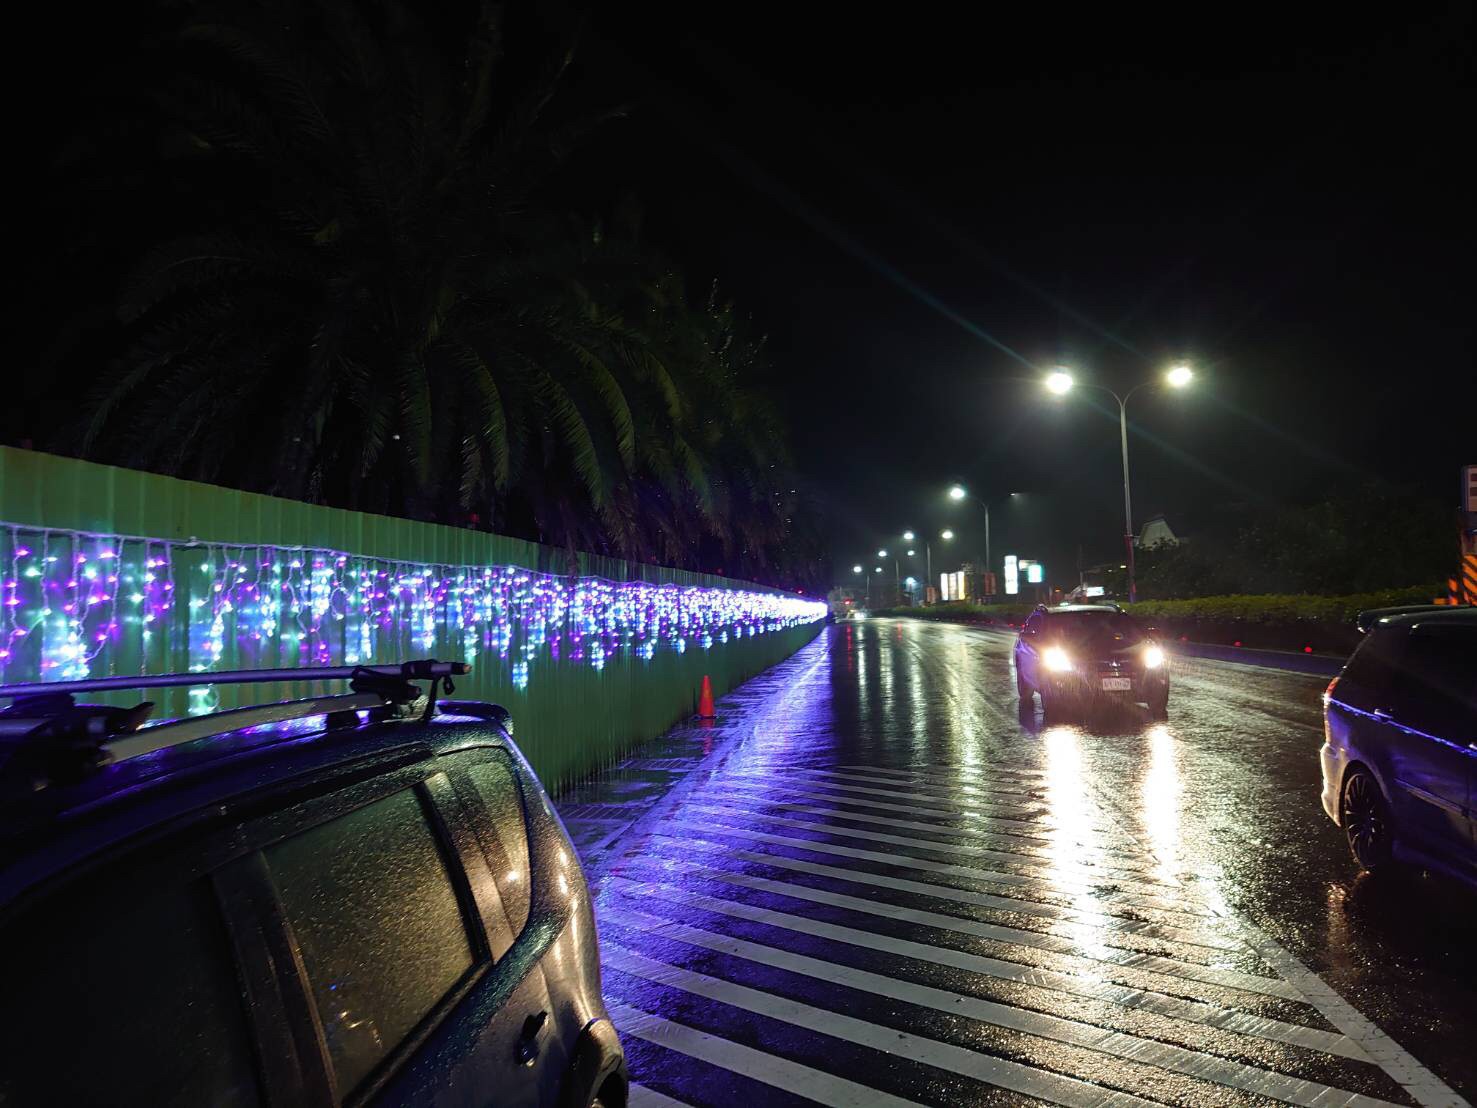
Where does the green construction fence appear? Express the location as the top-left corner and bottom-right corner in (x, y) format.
(0, 446), (824, 792)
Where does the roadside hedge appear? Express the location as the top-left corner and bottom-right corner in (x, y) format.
(871, 585), (1441, 627)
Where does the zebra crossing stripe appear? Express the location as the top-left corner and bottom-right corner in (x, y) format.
(655, 816), (1251, 944)
(721, 773), (1051, 823)
(605, 944), (1163, 1108)
(604, 862), (1362, 1059)
(607, 1001), (923, 1108)
(602, 901), (1399, 1108)
(628, 1084), (691, 1108)
(644, 830), (1241, 952)
(708, 786), (1153, 870)
(710, 777), (1054, 829)
(802, 767), (1056, 806)
(683, 800), (1184, 899)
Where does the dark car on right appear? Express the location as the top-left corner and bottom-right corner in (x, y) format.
(1321, 606), (1477, 888)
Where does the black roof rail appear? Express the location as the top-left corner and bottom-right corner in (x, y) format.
(1354, 605), (1451, 634)
(0, 660), (472, 792)
(0, 660), (469, 701)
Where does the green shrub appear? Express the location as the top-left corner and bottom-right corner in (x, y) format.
(873, 585), (1440, 627)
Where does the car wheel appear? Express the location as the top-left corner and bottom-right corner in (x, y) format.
(1016, 667), (1032, 702)
(1149, 689), (1169, 719)
(1341, 768), (1394, 872)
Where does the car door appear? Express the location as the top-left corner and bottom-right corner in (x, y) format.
(224, 762), (553, 1107)
(1390, 627), (1477, 865)
(1381, 629), (1475, 865)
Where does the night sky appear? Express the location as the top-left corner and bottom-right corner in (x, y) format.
(575, 6), (1473, 581)
(16, 4), (1474, 586)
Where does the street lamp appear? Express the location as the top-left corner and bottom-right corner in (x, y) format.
(1046, 363), (1194, 602)
(902, 530), (915, 542)
(1044, 369), (1074, 395)
(945, 485), (1020, 591)
(940, 529), (954, 540)
(852, 564), (863, 574)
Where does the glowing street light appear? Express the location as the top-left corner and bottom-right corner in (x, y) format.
(1045, 363), (1195, 601)
(906, 548), (915, 556)
(941, 529), (954, 540)
(902, 530), (915, 542)
(948, 484), (967, 501)
(877, 549), (888, 558)
(852, 564), (863, 574)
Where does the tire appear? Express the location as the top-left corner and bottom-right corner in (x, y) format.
(1149, 688), (1169, 720)
(1341, 768), (1394, 872)
(1016, 667), (1032, 702)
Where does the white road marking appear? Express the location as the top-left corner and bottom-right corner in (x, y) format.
(709, 786), (1154, 870)
(603, 900), (1400, 1108)
(646, 822), (1292, 1001)
(907, 761), (1474, 1108)
(803, 767), (1058, 806)
(627, 1084), (692, 1108)
(704, 778), (1053, 831)
(644, 830), (1245, 953)
(656, 817), (1254, 946)
(684, 800), (1184, 898)
(601, 867), (1364, 1060)
(608, 1001), (923, 1108)
(721, 772), (1050, 822)
(605, 944), (1163, 1108)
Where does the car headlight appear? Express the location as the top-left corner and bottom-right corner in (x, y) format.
(1043, 646), (1073, 672)
(1143, 644), (1165, 669)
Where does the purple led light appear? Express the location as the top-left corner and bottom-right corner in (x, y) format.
(0, 523), (826, 689)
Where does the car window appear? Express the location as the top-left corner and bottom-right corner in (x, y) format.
(265, 788), (475, 1100)
(0, 870), (259, 1107)
(1394, 631), (1477, 739)
(465, 754), (532, 937)
(1339, 629), (1405, 708)
(1045, 611), (1144, 643)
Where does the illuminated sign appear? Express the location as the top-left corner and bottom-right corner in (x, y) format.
(1026, 562), (1044, 584)
(1003, 555), (1019, 595)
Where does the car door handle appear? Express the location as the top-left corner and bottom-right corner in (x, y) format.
(515, 1010), (547, 1067)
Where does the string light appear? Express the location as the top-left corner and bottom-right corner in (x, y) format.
(0, 522), (826, 690)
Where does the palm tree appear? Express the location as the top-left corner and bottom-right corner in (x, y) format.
(85, 1), (629, 511)
(79, 0), (823, 582)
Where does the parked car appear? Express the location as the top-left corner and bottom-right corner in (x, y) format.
(1014, 603), (1170, 719)
(1321, 607), (1477, 887)
(0, 661), (626, 1108)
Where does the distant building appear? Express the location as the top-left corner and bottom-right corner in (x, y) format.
(1137, 515), (1179, 548)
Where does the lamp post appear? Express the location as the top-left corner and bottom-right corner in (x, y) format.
(1045, 364), (1193, 603)
(947, 485), (1022, 596)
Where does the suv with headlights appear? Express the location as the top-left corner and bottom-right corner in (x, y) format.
(0, 661), (626, 1108)
(1014, 604), (1169, 719)
(1321, 607), (1476, 886)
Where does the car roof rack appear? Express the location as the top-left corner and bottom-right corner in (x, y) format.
(0, 660), (470, 792)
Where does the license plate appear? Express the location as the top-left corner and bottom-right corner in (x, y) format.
(1100, 677), (1132, 691)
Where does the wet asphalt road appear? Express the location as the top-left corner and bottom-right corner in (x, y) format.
(559, 618), (1477, 1107)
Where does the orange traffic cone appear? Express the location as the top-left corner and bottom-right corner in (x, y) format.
(696, 675), (716, 719)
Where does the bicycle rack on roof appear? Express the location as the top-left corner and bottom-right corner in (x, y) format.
(0, 660), (471, 791)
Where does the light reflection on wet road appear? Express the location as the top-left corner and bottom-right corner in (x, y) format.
(560, 619), (1476, 1107)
